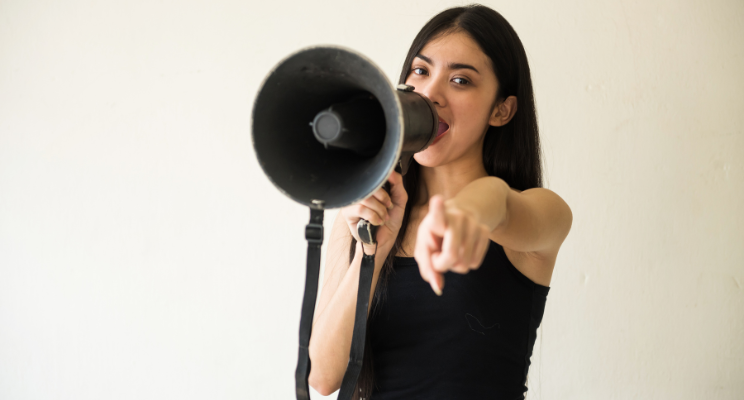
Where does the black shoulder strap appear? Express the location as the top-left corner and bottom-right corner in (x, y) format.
(295, 207), (324, 400)
(337, 250), (375, 400)
(295, 208), (377, 400)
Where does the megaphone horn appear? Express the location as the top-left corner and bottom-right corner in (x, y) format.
(252, 45), (438, 210)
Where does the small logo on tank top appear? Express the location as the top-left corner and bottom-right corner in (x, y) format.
(465, 313), (500, 335)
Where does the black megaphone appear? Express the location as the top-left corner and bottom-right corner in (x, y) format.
(252, 45), (438, 210)
(251, 45), (438, 400)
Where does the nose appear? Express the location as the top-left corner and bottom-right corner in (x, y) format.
(417, 75), (446, 108)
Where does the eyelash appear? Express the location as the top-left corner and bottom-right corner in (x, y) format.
(412, 67), (471, 86)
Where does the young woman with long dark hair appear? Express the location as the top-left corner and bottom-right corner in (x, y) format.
(308, 4), (572, 399)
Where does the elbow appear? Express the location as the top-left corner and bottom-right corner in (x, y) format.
(308, 371), (339, 397)
(307, 344), (341, 397)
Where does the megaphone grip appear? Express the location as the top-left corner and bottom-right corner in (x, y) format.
(356, 181), (391, 245)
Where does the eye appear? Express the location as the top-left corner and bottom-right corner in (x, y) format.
(412, 67), (428, 76)
(452, 77), (470, 85)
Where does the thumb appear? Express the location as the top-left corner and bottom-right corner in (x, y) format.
(429, 195), (447, 236)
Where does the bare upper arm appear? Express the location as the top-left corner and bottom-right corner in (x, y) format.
(313, 212), (353, 327)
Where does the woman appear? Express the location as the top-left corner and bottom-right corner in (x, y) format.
(308, 4), (572, 399)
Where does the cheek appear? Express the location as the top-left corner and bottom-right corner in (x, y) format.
(453, 100), (491, 136)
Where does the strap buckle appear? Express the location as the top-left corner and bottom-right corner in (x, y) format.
(305, 223), (324, 244)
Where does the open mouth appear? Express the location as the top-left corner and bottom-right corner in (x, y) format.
(437, 119), (450, 136)
(434, 118), (450, 142)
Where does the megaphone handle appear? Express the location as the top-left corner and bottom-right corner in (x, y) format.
(356, 179), (392, 245)
(357, 162), (410, 245)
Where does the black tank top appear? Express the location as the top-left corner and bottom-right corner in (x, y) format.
(368, 240), (550, 400)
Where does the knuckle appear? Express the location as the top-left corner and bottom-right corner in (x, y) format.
(363, 198), (379, 211)
(366, 203), (379, 215)
(375, 199), (386, 212)
(373, 214), (383, 225)
(366, 212), (380, 224)
(439, 255), (454, 269)
(452, 263), (467, 274)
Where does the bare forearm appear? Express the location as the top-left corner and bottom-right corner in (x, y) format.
(445, 176), (509, 231)
(446, 176), (572, 254)
(307, 242), (388, 394)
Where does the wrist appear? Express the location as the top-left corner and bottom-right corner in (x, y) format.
(356, 239), (393, 259)
(444, 198), (480, 222)
(446, 177), (509, 231)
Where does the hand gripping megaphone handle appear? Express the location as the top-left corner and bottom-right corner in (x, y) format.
(356, 174), (395, 246)
(356, 219), (377, 246)
(356, 186), (388, 246)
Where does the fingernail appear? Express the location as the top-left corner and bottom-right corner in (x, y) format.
(431, 282), (442, 296)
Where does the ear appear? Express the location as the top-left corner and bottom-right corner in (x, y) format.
(488, 96), (518, 127)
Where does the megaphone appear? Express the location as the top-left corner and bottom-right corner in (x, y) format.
(252, 45), (438, 209)
(251, 46), (439, 400)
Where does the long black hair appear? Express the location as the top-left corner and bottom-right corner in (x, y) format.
(350, 4), (543, 399)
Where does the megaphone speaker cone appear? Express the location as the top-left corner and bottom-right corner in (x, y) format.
(252, 46), (437, 209)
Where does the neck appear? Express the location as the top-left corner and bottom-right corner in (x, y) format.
(417, 146), (488, 203)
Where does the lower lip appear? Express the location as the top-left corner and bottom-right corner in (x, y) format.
(432, 129), (449, 145)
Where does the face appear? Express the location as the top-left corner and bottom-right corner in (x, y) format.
(405, 30), (500, 168)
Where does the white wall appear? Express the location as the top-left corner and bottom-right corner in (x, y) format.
(0, 0), (742, 399)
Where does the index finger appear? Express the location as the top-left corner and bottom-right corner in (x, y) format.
(415, 220), (445, 296)
(387, 171), (407, 207)
(415, 245), (444, 296)
(371, 187), (393, 209)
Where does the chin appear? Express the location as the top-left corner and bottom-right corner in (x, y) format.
(413, 148), (446, 168)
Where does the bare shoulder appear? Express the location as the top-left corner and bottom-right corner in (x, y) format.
(490, 186), (573, 288)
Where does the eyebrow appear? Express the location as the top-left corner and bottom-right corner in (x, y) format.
(415, 54), (480, 74)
